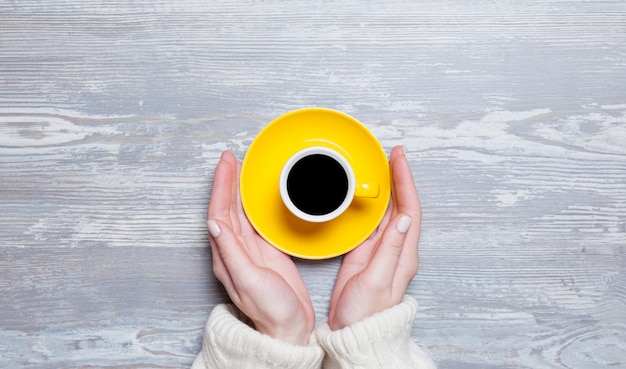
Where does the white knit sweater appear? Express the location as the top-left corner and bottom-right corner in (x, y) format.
(191, 296), (437, 369)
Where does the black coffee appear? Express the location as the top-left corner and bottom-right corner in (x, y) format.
(286, 154), (349, 216)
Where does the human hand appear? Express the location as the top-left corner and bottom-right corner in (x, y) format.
(207, 151), (315, 345)
(328, 146), (422, 330)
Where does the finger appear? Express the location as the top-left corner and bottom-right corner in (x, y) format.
(390, 146), (421, 219)
(377, 196), (394, 236)
(207, 218), (257, 294)
(362, 213), (413, 288)
(207, 152), (240, 296)
(390, 146), (421, 281)
(234, 157), (257, 235)
(208, 151), (236, 223)
(222, 151), (243, 233)
(389, 147), (400, 219)
(235, 157), (244, 213)
(389, 146), (421, 243)
(207, 220), (235, 298)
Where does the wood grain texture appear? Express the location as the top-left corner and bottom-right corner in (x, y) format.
(1, 1), (625, 368)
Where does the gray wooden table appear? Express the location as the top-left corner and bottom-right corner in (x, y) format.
(1, 1), (625, 368)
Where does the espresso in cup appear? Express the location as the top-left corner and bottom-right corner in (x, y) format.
(280, 146), (379, 223)
(286, 153), (349, 217)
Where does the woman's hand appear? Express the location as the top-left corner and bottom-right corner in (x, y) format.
(207, 151), (315, 345)
(328, 146), (422, 330)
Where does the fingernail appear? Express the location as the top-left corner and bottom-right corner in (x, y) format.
(396, 215), (412, 234)
(207, 219), (221, 238)
(400, 145), (406, 155)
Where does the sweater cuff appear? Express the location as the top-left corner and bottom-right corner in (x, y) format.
(315, 296), (436, 369)
(192, 304), (324, 369)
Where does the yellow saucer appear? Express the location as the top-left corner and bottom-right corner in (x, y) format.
(240, 108), (390, 259)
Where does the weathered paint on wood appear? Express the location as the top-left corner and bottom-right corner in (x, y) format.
(1, 1), (625, 368)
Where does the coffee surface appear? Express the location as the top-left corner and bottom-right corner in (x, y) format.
(286, 154), (349, 216)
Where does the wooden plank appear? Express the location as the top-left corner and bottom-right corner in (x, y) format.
(1, 1), (625, 368)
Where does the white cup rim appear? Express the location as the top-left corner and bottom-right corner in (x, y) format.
(279, 147), (356, 223)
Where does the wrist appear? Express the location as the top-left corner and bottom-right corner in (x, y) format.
(256, 322), (313, 346)
(201, 304), (324, 369)
(319, 296), (419, 350)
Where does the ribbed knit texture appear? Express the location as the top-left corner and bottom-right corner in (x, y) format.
(316, 296), (437, 369)
(191, 304), (324, 369)
(191, 297), (437, 369)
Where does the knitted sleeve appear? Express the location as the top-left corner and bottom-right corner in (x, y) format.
(315, 296), (437, 369)
(191, 304), (324, 369)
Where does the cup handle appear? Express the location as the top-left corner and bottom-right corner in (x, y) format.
(355, 182), (380, 198)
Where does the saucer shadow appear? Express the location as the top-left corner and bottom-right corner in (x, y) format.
(279, 197), (372, 235)
(280, 204), (324, 235)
